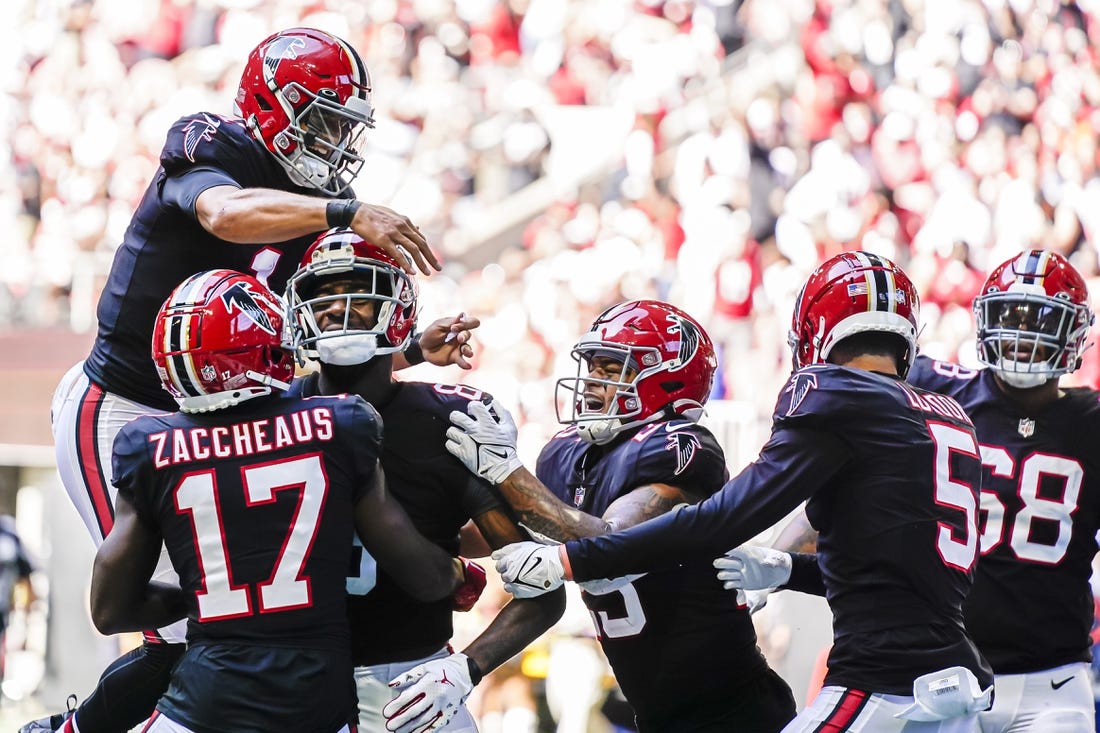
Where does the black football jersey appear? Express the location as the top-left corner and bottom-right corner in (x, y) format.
(290, 375), (505, 664)
(111, 392), (381, 731)
(535, 420), (775, 722)
(909, 355), (1100, 673)
(85, 113), (333, 410)
(565, 365), (993, 695)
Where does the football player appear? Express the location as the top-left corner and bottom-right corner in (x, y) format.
(428, 300), (797, 732)
(89, 270), (464, 733)
(726, 249), (1100, 731)
(905, 250), (1099, 732)
(282, 229), (566, 733)
(32, 27), (469, 733)
(474, 252), (995, 731)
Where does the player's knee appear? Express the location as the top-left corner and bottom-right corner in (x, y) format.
(1030, 709), (1094, 732)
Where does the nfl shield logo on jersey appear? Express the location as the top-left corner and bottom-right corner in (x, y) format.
(573, 486), (587, 507)
(1017, 418), (1035, 438)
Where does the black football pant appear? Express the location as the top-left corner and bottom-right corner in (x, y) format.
(634, 666), (797, 733)
(73, 640), (184, 733)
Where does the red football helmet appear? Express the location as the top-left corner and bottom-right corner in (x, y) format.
(153, 270), (294, 413)
(789, 251), (920, 377)
(235, 27), (374, 195)
(284, 228), (418, 365)
(974, 249), (1093, 388)
(556, 300), (717, 444)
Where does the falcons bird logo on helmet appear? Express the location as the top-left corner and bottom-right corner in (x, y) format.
(221, 282), (278, 335)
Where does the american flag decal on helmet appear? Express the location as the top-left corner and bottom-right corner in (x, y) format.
(848, 251), (902, 315)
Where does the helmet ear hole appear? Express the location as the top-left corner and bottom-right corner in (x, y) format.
(255, 94), (273, 111)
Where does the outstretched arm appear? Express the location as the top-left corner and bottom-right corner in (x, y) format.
(563, 428), (849, 582)
(90, 493), (187, 635)
(493, 467), (611, 541)
(498, 468), (702, 542)
(492, 427), (851, 598)
(192, 184), (438, 275)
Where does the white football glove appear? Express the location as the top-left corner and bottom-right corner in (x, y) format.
(491, 541), (565, 598)
(735, 588), (772, 614)
(714, 545), (792, 591)
(446, 399), (523, 484)
(384, 653), (474, 733)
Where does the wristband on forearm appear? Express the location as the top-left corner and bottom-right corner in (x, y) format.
(403, 334), (425, 365)
(466, 655), (484, 686)
(325, 199), (362, 229)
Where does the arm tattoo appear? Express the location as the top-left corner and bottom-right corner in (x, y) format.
(498, 471), (610, 542)
(602, 483), (700, 532)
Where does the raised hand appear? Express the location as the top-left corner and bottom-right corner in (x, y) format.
(445, 399), (522, 484)
(418, 313), (480, 370)
(351, 202), (440, 275)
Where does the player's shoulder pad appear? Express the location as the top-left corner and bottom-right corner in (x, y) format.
(160, 113), (259, 176)
(773, 364), (906, 428)
(629, 419), (728, 486)
(323, 392), (381, 421)
(409, 381), (495, 418)
(1061, 387), (1100, 424)
(906, 354), (981, 392)
(288, 392), (383, 441)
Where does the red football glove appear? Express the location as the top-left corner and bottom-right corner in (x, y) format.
(452, 557), (487, 612)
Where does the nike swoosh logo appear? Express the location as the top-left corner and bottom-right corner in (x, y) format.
(665, 423), (691, 433)
(483, 447), (510, 460)
(519, 554), (546, 587)
(1051, 676), (1074, 690)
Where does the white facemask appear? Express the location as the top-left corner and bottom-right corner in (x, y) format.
(316, 333), (378, 366)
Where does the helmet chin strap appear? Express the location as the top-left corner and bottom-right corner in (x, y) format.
(996, 368), (1050, 390)
(317, 333), (378, 366)
(577, 411), (666, 445)
(244, 371), (292, 392)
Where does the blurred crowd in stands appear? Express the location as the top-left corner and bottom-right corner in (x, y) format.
(5, 0), (1100, 434)
(6, 0), (1100, 727)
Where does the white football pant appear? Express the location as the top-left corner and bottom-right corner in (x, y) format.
(51, 362), (187, 643)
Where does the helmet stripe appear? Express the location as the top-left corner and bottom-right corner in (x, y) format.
(851, 251), (881, 313)
(1035, 250), (1050, 281)
(330, 34), (368, 93)
(882, 263), (897, 313)
(1019, 250), (1041, 284)
(167, 272), (217, 397)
